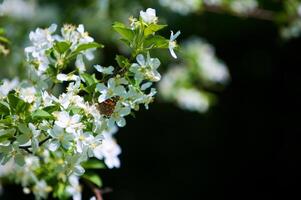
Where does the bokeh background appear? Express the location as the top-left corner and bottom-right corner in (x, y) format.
(1, 0), (301, 199)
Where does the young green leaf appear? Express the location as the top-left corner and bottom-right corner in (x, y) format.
(54, 41), (71, 54)
(14, 153), (25, 166)
(32, 109), (53, 120)
(17, 123), (31, 135)
(82, 172), (103, 187)
(144, 35), (169, 49)
(144, 24), (167, 37)
(74, 42), (103, 54)
(0, 101), (10, 115)
(0, 128), (15, 143)
(81, 73), (98, 86)
(82, 159), (106, 169)
(115, 55), (130, 68)
(113, 22), (135, 42)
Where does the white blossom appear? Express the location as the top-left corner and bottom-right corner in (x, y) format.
(230, 0), (258, 14)
(54, 111), (83, 134)
(0, 0), (35, 19)
(108, 102), (131, 127)
(0, 78), (19, 97)
(94, 133), (121, 168)
(66, 175), (82, 200)
(169, 31), (181, 59)
(19, 86), (36, 103)
(130, 54), (161, 83)
(48, 125), (74, 151)
(176, 88), (210, 113)
(96, 78), (126, 103)
(140, 8), (157, 24)
(159, 0), (201, 15)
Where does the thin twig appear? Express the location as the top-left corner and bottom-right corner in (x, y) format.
(19, 136), (51, 152)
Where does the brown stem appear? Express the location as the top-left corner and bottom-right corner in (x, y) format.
(86, 181), (104, 200)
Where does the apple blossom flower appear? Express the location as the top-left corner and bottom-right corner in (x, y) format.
(66, 175), (82, 200)
(54, 111), (83, 134)
(130, 54), (161, 83)
(140, 8), (157, 24)
(48, 125), (74, 151)
(96, 78), (126, 103)
(19, 86), (36, 103)
(0, 78), (19, 97)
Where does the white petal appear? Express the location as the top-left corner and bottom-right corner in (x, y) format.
(48, 24), (57, 33)
(77, 24), (84, 34)
(98, 94), (107, 103)
(93, 146), (103, 160)
(141, 82), (152, 90)
(117, 117), (126, 127)
(57, 74), (68, 81)
(169, 46), (177, 59)
(146, 8), (156, 17)
(114, 86), (126, 96)
(96, 83), (106, 92)
(73, 165), (85, 176)
(136, 54), (145, 66)
(120, 107), (131, 116)
(171, 30), (181, 41)
(94, 64), (103, 72)
(48, 140), (60, 151)
(75, 54), (85, 72)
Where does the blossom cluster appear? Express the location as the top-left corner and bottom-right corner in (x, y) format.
(158, 0), (258, 15)
(0, 0), (35, 19)
(159, 37), (229, 113)
(0, 8), (179, 200)
(281, 0), (301, 39)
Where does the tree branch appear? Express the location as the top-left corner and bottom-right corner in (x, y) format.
(203, 5), (275, 21)
(19, 136), (51, 152)
(85, 181), (103, 200)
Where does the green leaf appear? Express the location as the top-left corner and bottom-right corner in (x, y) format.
(32, 109), (53, 120)
(113, 22), (135, 42)
(54, 41), (71, 54)
(17, 133), (31, 145)
(0, 117), (13, 125)
(115, 55), (130, 68)
(0, 101), (10, 115)
(0, 128), (16, 142)
(16, 101), (30, 114)
(17, 123), (32, 145)
(43, 105), (59, 114)
(0, 28), (5, 35)
(8, 92), (20, 108)
(7, 93), (29, 114)
(144, 35), (169, 49)
(144, 24), (167, 37)
(82, 172), (103, 187)
(74, 42), (103, 54)
(81, 73), (98, 86)
(0, 36), (9, 44)
(17, 123), (31, 135)
(84, 83), (97, 94)
(82, 159), (106, 169)
(15, 153), (25, 166)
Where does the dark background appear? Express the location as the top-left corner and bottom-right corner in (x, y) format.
(104, 13), (301, 200)
(2, 1), (301, 200)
